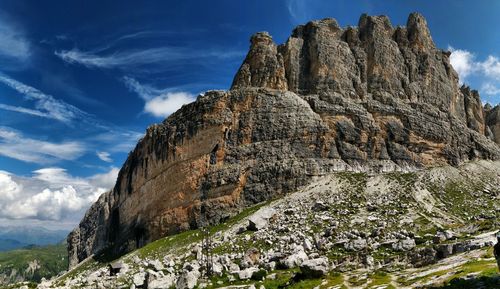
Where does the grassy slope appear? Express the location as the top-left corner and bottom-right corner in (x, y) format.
(52, 201), (271, 287)
(18, 162), (500, 288)
(0, 243), (67, 287)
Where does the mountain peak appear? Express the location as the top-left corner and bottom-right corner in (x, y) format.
(68, 13), (499, 269)
(232, 13), (451, 111)
(406, 12), (435, 49)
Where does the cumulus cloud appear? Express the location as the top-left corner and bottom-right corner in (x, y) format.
(448, 47), (475, 82)
(449, 47), (500, 101)
(96, 151), (112, 162)
(0, 167), (118, 221)
(480, 56), (500, 80)
(122, 76), (195, 117)
(2, 186), (87, 220)
(0, 127), (85, 164)
(0, 171), (22, 201)
(144, 92), (194, 117)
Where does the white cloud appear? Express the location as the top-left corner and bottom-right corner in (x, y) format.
(96, 151), (112, 162)
(55, 47), (243, 70)
(32, 168), (88, 186)
(0, 17), (30, 62)
(123, 76), (195, 117)
(0, 127), (85, 164)
(0, 103), (53, 119)
(480, 56), (500, 80)
(0, 171), (22, 200)
(481, 83), (500, 96)
(286, 0), (312, 24)
(2, 186), (86, 220)
(90, 131), (143, 153)
(449, 47), (500, 101)
(0, 73), (90, 124)
(144, 92), (194, 117)
(89, 167), (120, 189)
(0, 73), (143, 156)
(0, 167), (118, 221)
(0, 75), (142, 154)
(55, 48), (178, 69)
(122, 76), (170, 100)
(448, 47), (475, 82)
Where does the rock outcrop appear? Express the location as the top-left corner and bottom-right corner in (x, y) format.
(67, 13), (499, 268)
(485, 104), (500, 144)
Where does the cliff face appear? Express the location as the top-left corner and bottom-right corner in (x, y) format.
(485, 104), (500, 144)
(67, 13), (500, 268)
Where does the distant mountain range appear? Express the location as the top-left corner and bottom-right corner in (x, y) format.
(0, 238), (27, 251)
(0, 226), (68, 251)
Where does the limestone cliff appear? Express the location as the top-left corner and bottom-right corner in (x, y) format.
(67, 13), (499, 268)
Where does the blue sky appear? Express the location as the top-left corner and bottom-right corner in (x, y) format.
(0, 0), (499, 230)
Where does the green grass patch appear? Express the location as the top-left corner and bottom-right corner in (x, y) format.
(368, 270), (392, 287)
(0, 243), (67, 285)
(137, 200), (271, 259)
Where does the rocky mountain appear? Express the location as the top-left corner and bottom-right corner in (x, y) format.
(0, 239), (27, 252)
(0, 227), (68, 251)
(485, 104), (500, 144)
(67, 12), (500, 272)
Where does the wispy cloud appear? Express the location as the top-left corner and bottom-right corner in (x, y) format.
(0, 167), (118, 221)
(55, 46), (244, 70)
(40, 72), (104, 107)
(114, 30), (194, 42)
(0, 122), (141, 165)
(96, 151), (112, 162)
(0, 73), (90, 124)
(481, 83), (500, 96)
(0, 126), (85, 164)
(286, 0), (313, 24)
(122, 76), (195, 117)
(0, 73), (143, 167)
(0, 103), (53, 119)
(122, 76), (170, 100)
(0, 16), (30, 62)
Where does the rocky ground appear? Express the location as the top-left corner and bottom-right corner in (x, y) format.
(9, 160), (499, 289)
